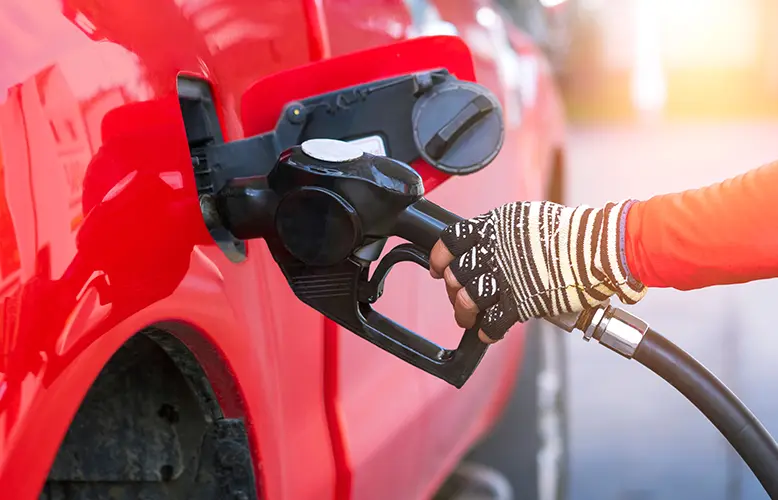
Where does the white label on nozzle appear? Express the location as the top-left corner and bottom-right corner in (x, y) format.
(346, 135), (387, 157)
(302, 138), (364, 163)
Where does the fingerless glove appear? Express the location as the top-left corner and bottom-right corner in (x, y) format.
(440, 200), (647, 341)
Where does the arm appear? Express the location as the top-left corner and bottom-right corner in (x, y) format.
(430, 160), (778, 343)
(626, 161), (778, 290)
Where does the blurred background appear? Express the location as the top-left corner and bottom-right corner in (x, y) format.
(500, 0), (778, 499)
(507, 0), (778, 120)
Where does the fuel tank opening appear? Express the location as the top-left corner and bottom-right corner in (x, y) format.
(176, 76), (246, 262)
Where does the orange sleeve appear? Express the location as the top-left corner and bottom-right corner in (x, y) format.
(625, 160), (778, 291)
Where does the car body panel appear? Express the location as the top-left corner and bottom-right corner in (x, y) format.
(0, 2), (336, 499)
(0, 1), (565, 499)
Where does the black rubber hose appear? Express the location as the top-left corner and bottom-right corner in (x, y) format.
(633, 329), (778, 498)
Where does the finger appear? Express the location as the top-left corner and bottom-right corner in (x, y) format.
(429, 239), (455, 279)
(464, 272), (501, 312)
(439, 217), (486, 257)
(479, 330), (499, 344)
(449, 244), (492, 287)
(479, 293), (521, 343)
(443, 266), (463, 300)
(446, 281), (458, 305)
(454, 287), (480, 328)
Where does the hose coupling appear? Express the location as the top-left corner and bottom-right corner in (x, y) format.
(582, 305), (649, 359)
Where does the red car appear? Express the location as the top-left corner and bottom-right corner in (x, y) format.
(0, 0), (568, 499)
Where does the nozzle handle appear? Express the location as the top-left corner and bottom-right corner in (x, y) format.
(361, 306), (485, 388)
(357, 199), (488, 387)
(361, 243), (487, 388)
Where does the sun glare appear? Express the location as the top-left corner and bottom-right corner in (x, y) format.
(630, 0), (760, 115)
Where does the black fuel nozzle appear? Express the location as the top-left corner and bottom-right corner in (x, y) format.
(267, 139), (427, 267)
(200, 67), (506, 388)
(214, 139), (487, 388)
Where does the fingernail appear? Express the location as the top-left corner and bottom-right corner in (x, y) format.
(478, 330), (498, 344)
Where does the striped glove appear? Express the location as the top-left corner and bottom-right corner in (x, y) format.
(439, 200), (647, 341)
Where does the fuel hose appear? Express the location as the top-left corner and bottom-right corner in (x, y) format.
(633, 329), (778, 498)
(568, 305), (778, 498)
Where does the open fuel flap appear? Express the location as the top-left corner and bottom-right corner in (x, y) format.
(195, 36), (506, 388)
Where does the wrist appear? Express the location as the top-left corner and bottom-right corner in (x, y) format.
(594, 199), (647, 304)
(618, 199), (644, 289)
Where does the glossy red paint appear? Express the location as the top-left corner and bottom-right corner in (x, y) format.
(301, 0), (332, 60)
(0, 1), (565, 499)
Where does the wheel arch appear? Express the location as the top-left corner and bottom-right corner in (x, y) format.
(40, 322), (262, 499)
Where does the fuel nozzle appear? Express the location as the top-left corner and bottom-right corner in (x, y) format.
(210, 139), (492, 387)
(192, 62), (510, 388)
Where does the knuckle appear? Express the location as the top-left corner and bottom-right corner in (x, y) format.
(430, 240), (452, 268)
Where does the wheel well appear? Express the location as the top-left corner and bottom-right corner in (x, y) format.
(545, 148), (566, 205)
(41, 328), (259, 500)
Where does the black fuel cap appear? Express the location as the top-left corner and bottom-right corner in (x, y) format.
(412, 80), (504, 175)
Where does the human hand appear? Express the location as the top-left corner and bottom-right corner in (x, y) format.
(429, 200), (647, 343)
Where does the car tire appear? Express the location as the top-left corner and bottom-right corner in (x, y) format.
(442, 320), (570, 500)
